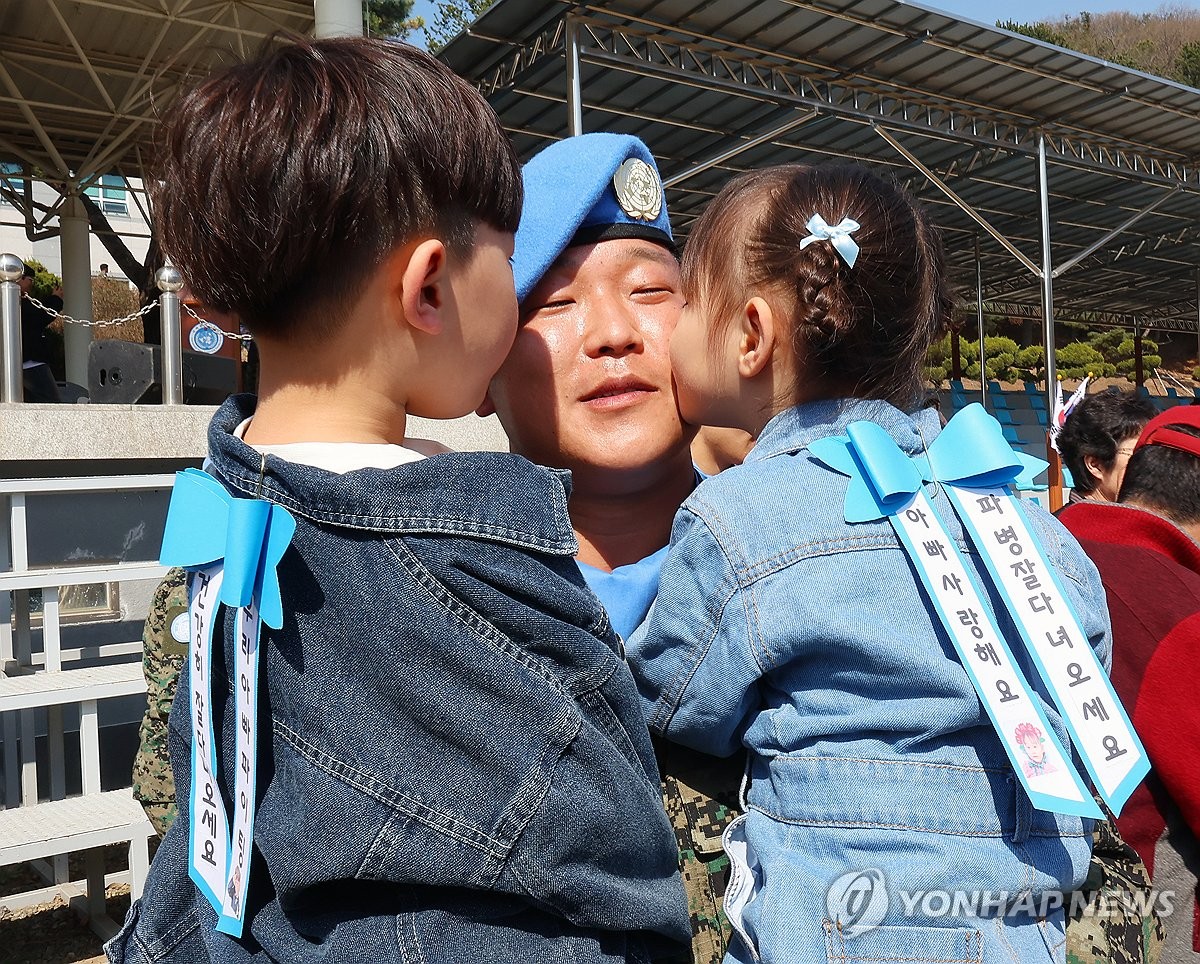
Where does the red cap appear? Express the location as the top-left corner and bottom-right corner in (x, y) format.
(1133, 405), (1200, 458)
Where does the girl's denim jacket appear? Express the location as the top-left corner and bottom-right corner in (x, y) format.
(108, 395), (689, 964)
(628, 399), (1112, 964)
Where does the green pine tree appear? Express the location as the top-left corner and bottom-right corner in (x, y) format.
(366, 0), (421, 39)
(425, 0), (492, 52)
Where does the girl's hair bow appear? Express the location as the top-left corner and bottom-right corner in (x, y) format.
(798, 214), (861, 268)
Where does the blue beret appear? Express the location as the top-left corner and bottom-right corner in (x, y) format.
(512, 133), (674, 305)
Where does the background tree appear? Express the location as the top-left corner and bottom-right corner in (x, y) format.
(1001, 6), (1200, 85)
(366, 0), (421, 39)
(425, 0), (492, 52)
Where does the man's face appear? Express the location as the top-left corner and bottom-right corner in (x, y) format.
(483, 238), (692, 490)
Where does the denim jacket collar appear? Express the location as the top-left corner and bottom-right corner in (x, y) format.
(205, 395), (578, 555)
(747, 397), (939, 464)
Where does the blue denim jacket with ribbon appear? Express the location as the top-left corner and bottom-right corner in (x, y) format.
(627, 398), (1112, 964)
(108, 395), (690, 964)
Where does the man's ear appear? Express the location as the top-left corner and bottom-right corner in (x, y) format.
(398, 239), (448, 335)
(1083, 453), (1106, 483)
(737, 297), (778, 379)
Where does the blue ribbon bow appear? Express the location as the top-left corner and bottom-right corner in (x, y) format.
(810, 404), (1048, 523)
(798, 214), (861, 268)
(159, 468), (296, 629)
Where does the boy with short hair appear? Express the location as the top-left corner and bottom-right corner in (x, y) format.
(107, 37), (687, 964)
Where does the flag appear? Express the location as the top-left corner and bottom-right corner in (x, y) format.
(1049, 374), (1091, 453)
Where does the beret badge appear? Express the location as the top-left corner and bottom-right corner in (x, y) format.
(613, 157), (663, 221)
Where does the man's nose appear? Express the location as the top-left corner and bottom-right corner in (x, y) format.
(583, 301), (644, 358)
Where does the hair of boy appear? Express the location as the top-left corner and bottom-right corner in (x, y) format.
(1119, 414), (1200, 524)
(1057, 390), (1157, 495)
(680, 163), (953, 411)
(151, 35), (522, 340)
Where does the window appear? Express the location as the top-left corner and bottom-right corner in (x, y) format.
(84, 174), (128, 217)
(0, 162), (22, 205)
(25, 582), (122, 627)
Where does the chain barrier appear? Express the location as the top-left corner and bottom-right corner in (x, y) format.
(21, 292), (254, 343)
(24, 292), (156, 329)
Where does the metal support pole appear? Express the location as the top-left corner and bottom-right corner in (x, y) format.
(60, 195), (93, 387)
(1038, 135), (1057, 418)
(0, 253), (23, 403)
(1038, 134), (1065, 511)
(157, 266), (184, 405)
(976, 236), (987, 410)
(566, 18), (583, 137)
(313, 0), (363, 38)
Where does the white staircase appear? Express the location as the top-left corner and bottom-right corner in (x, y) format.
(1, 475), (172, 938)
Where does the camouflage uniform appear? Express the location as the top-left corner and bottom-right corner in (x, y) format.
(131, 568), (188, 837)
(654, 736), (743, 964)
(1066, 797), (1164, 964)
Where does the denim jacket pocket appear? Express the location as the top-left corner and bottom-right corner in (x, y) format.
(107, 895), (206, 964)
(822, 920), (983, 963)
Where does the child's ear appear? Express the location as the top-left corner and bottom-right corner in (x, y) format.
(399, 239), (449, 335)
(737, 297), (778, 379)
(475, 390), (496, 418)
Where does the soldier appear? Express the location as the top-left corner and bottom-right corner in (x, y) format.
(130, 568), (187, 836)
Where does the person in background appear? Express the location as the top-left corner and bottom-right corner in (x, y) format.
(1060, 406), (1200, 962)
(1058, 390), (1157, 504)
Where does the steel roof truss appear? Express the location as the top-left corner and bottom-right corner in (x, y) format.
(1052, 186), (1185, 279)
(663, 110), (817, 187)
(875, 125), (1042, 277)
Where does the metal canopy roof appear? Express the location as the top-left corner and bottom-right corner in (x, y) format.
(0, 0), (314, 194)
(442, 0), (1200, 333)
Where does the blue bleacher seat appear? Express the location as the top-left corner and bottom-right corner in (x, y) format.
(950, 379), (965, 393)
(993, 409), (1016, 425)
(988, 393), (1010, 409)
(1001, 425), (1021, 445)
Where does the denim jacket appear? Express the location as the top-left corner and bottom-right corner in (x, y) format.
(627, 399), (1112, 964)
(108, 395), (689, 964)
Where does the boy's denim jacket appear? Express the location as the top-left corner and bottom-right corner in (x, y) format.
(109, 395), (689, 964)
(627, 399), (1112, 962)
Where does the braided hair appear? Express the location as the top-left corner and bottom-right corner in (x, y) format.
(680, 163), (953, 410)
